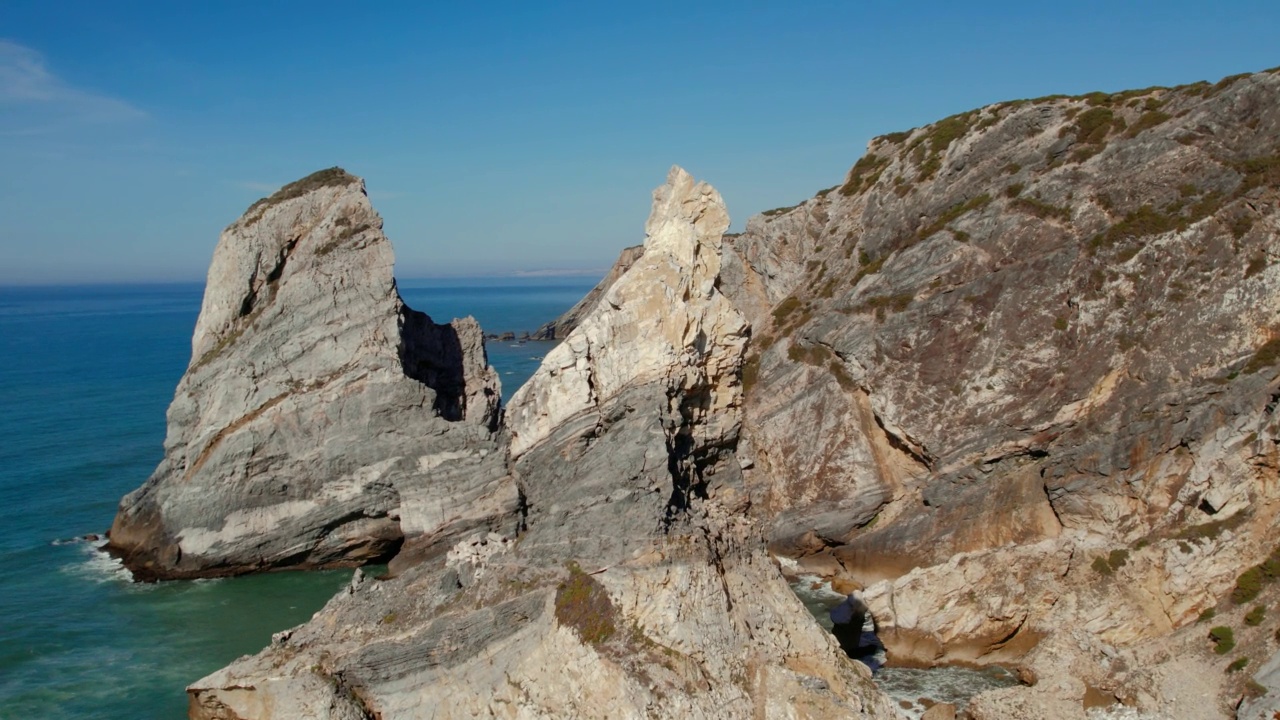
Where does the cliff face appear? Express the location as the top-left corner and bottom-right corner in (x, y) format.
(723, 69), (1280, 712)
(107, 169), (517, 581)
(531, 244), (644, 340)
(188, 167), (901, 720)
(141, 68), (1280, 719)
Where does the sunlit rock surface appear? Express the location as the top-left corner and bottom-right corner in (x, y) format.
(108, 169), (517, 581)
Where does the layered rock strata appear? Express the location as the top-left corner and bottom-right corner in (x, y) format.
(187, 167), (902, 719)
(719, 69), (1280, 713)
(107, 168), (517, 581)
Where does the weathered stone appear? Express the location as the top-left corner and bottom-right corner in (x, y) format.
(107, 168), (518, 580)
(187, 167), (902, 719)
(532, 244), (644, 340)
(727, 70), (1280, 677)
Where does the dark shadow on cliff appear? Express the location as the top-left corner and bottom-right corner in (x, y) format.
(398, 305), (469, 421)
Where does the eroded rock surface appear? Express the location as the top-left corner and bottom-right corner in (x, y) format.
(720, 68), (1280, 711)
(166, 68), (1280, 719)
(532, 244), (643, 340)
(188, 167), (902, 719)
(107, 168), (517, 581)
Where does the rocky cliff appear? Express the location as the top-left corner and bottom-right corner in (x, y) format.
(722, 68), (1280, 716)
(132, 67), (1280, 719)
(532, 244), (643, 340)
(107, 168), (518, 581)
(187, 167), (901, 719)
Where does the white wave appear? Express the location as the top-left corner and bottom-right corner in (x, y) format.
(59, 539), (133, 586)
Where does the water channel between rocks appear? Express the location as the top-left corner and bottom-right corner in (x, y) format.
(787, 572), (1020, 719)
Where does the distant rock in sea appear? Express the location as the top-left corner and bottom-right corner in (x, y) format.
(107, 168), (519, 581)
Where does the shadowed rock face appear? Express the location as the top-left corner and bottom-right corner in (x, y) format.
(107, 168), (517, 581)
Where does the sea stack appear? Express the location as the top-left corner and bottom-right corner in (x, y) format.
(107, 168), (518, 581)
(187, 167), (900, 719)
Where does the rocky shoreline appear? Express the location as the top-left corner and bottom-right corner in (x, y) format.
(107, 67), (1280, 719)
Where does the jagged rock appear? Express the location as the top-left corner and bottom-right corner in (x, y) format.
(107, 168), (518, 581)
(187, 167), (902, 719)
(163, 68), (1280, 718)
(531, 244), (644, 340)
(719, 69), (1280, 677)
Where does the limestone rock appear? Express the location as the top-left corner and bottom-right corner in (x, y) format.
(532, 244), (644, 340)
(107, 168), (518, 580)
(725, 69), (1280, 678)
(188, 167), (902, 719)
(507, 167), (748, 459)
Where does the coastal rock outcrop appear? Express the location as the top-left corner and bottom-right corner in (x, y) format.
(531, 244), (643, 340)
(720, 68), (1280, 710)
(150, 67), (1280, 719)
(188, 167), (902, 719)
(107, 168), (518, 581)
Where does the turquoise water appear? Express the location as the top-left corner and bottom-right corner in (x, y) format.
(0, 279), (593, 720)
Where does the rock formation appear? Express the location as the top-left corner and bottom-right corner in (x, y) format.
(720, 68), (1280, 715)
(531, 244), (643, 340)
(107, 168), (518, 581)
(187, 167), (902, 719)
(129, 66), (1280, 719)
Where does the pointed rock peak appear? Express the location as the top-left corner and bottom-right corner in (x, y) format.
(506, 167), (748, 458)
(643, 165), (730, 271)
(107, 167), (511, 581)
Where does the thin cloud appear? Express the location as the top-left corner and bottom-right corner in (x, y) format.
(0, 39), (146, 126)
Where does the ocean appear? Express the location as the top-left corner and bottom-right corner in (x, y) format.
(0, 278), (595, 720)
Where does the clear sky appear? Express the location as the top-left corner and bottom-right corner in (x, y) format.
(1, 1), (1277, 284)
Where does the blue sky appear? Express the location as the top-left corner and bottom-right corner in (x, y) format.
(1, 1), (1277, 284)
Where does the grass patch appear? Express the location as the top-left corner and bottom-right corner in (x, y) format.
(243, 167), (357, 226)
(315, 221), (371, 256)
(1231, 214), (1256, 239)
(555, 562), (617, 646)
(1243, 337), (1280, 374)
(858, 293), (914, 321)
(1175, 512), (1248, 543)
(920, 194), (992, 239)
(1237, 155), (1280, 195)
(761, 203), (800, 217)
(839, 153), (890, 197)
(1089, 204), (1181, 255)
(1210, 625), (1235, 655)
(878, 130), (912, 144)
(1233, 566), (1265, 605)
(771, 296), (803, 324)
(1091, 556), (1113, 576)
(1124, 110), (1172, 138)
(1092, 549), (1128, 575)
(1245, 605), (1266, 626)
(1245, 254), (1267, 278)
(741, 354), (760, 395)
(910, 111), (977, 181)
(853, 251), (886, 285)
(1013, 197), (1071, 222)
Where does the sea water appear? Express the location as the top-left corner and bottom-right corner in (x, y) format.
(0, 278), (593, 720)
(788, 575), (1020, 718)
